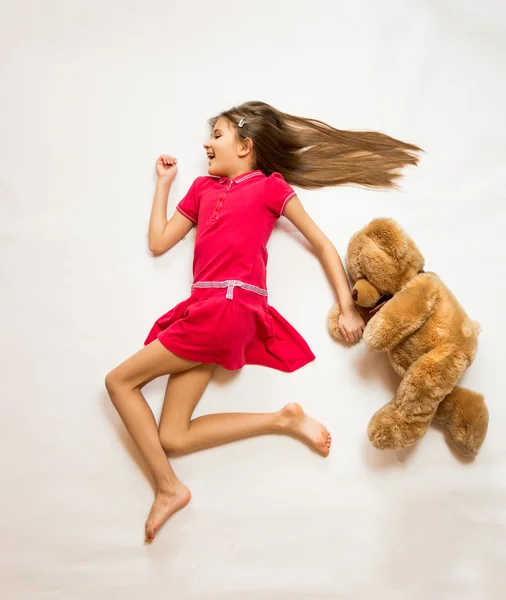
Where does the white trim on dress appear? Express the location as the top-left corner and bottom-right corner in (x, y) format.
(280, 192), (297, 216)
(192, 279), (268, 300)
(176, 205), (197, 224)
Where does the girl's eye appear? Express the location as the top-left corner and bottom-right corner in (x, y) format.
(214, 135), (221, 139)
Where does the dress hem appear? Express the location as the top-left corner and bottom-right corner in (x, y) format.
(144, 332), (315, 373)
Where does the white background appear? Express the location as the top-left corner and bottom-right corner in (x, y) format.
(1, 1), (505, 598)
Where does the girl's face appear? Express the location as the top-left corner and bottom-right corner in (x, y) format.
(203, 117), (253, 177)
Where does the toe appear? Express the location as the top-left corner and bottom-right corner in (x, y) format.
(145, 522), (155, 541)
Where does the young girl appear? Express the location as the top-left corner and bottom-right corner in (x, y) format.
(105, 101), (420, 542)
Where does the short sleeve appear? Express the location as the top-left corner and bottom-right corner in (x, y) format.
(176, 177), (202, 225)
(266, 172), (297, 217)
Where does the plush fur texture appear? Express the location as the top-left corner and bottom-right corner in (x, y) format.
(329, 218), (488, 456)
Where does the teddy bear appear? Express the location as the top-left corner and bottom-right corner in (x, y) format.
(328, 218), (488, 457)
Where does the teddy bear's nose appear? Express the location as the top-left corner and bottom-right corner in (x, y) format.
(352, 289), (358, 301)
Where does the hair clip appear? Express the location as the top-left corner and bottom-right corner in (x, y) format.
(238, 118), (245, 127)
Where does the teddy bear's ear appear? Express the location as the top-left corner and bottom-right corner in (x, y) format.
(364, 218), (409, 261)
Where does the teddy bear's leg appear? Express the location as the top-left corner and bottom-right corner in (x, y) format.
(368, 344), (468, 450)
(433, 386), (489, 456)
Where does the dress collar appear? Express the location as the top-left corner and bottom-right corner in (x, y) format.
(211, 169), (265, 185)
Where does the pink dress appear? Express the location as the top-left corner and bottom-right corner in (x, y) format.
(144, 169), (315, 372)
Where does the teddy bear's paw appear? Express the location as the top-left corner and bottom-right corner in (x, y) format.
(328, 303), (361, 344)
(367, 405), (423, 450)
(435, 387), (489, 457)
(328, 303), (343, 341)
(368, 413), (406, 450)
(445, 402), (489, 457)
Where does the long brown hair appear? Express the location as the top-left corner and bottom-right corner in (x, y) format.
(210, 101), (421, 189)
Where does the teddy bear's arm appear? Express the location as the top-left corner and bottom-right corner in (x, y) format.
(328, 302), (372, 343)
(363, 277), (438, 352)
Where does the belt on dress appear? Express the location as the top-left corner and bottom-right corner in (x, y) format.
(191, 280), (268, 300)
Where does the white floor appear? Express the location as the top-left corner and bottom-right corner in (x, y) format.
(2, 1), (505, 598)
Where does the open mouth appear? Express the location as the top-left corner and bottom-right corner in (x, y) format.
(207, 153), (215, 162)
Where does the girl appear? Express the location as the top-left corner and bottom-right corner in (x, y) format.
(105, 101), (420, 542)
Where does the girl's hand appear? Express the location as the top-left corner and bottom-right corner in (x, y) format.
(156, 154), (178, 183)
(338, 308), (365, 343)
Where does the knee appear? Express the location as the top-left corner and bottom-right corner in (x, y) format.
(159, 429), (188, 455)
(105, 368), (125, 398)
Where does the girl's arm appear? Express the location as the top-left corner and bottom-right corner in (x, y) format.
(283, 196), (364, 342)
(148, 155), (194, 255)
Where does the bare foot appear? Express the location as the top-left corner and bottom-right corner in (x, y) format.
(145, 481), (191, 543)
(279, 402), (332, 456)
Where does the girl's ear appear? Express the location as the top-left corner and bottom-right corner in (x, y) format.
(238, 137), (254, 158)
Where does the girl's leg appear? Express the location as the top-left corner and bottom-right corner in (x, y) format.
(158, 367), (332, 455)
(105, 339), (199, 542)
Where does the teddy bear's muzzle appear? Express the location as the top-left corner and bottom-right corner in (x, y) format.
(352, 279), (383, 308)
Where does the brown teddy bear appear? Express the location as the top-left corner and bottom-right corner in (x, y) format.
(328, 218), (488, 457)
